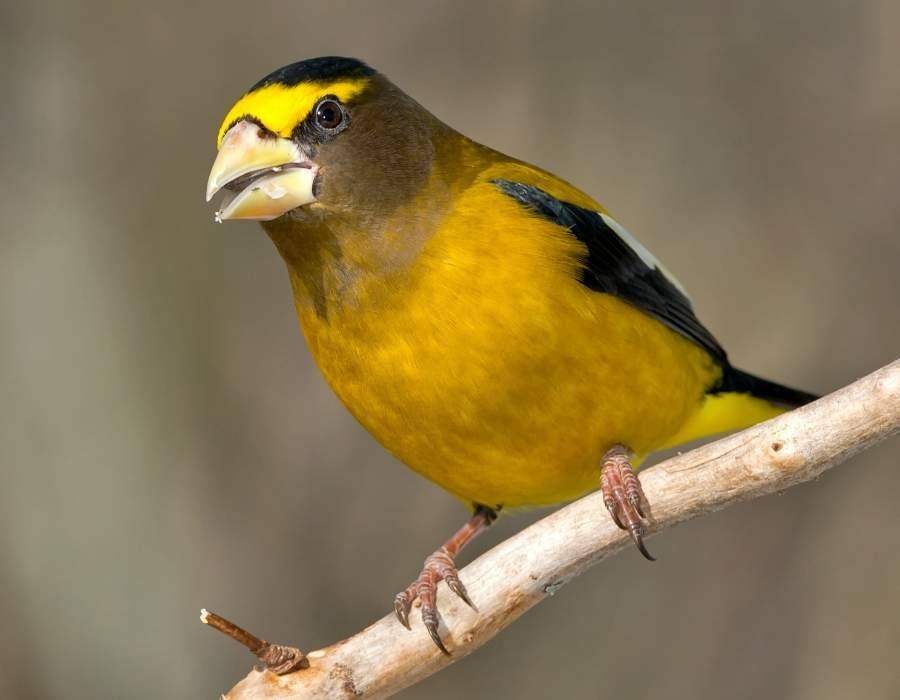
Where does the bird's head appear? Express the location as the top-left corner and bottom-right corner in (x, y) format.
(206, 56), (438, 224)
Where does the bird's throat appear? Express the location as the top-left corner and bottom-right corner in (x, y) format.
(263, 199), (442, 321)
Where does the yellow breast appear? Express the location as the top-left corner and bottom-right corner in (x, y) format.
(285, 165), (720, 508)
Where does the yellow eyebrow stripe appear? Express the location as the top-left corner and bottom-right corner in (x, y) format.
(216, 78), (370, 146)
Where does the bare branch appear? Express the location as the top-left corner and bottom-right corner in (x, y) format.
(218, 359), (900, 700)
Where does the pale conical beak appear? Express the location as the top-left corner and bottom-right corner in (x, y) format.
(206, 120), (317, 222)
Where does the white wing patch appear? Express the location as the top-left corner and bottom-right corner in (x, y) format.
(599, 213), (692, 302)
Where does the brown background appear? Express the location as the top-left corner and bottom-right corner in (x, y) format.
(2, 2), (899, 698)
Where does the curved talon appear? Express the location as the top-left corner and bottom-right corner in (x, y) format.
(422, 607), (450, 656)
(394, 590), (413, 630)
(445, 573), (477, 611)
(629, 525), (655, 561)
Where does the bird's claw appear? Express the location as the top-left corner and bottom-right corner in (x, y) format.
(444, 572), (476, 611)
(627, 523), (654, 561)
(393, 546), (473, 655)
(393, 589), (414, 630)
(601, 445), (655, 561)
(422, 606), (450, 656)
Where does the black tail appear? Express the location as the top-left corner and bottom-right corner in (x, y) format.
(717, 366), (819, 408)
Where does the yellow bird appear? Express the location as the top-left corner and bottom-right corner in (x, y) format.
(206, 57), (817, 654)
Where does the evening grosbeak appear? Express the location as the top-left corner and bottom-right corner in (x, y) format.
(206, 56), (817, 654)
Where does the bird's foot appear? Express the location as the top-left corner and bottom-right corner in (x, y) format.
(600, 444), (655, 561)
(394, 547), (475, 655)
(393, 505), (496, 655)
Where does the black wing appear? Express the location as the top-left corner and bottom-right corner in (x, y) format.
(493, 179), (727, 364)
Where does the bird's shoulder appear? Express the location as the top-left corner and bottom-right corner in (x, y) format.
(474, 159), (606, 214)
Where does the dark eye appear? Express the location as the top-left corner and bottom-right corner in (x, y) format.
(315, 100), (343, 129)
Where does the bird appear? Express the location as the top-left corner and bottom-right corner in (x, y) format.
(206, 56), (818, 655)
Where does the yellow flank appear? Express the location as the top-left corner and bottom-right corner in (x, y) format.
(660, 392), (785, 449)
(216, 79), (370, 145)
(280, 154), (761, 508)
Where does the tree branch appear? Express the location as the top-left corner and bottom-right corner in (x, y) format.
(217, 359), (900, 700)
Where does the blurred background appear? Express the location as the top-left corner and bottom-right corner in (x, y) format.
(2, 1), (899, 698)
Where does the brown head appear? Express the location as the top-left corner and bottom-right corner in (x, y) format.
(206, 57), (488, 313)
(207, 57), (474, 229)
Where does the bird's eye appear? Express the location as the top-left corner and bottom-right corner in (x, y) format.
(315, 100), (343, 129)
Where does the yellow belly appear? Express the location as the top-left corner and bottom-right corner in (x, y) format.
(290, 179), (720, 508)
